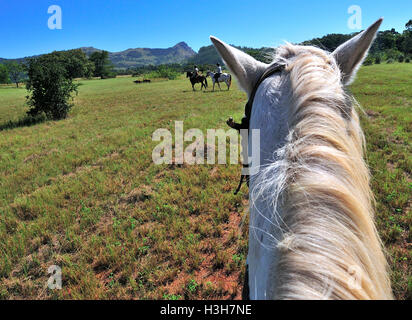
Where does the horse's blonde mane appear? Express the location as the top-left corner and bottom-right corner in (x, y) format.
(254, 43), (393, 299)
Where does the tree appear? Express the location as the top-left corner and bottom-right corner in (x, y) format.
(403, 35), (412, 55)
(25, 53), (79, 120)
(89, 50), (114, 79)
(51, 49), (95, 79)
(406, 20), (412, 32)
(402, 20), (412, 55)
(378, 30), (398, 51)
(0, 64), (9, 84)
(5, 62), (25, 88)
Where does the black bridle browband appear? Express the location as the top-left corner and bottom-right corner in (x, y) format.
(227, 62), (286, 195)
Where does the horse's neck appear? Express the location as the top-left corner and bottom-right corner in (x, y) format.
(248, 74), (291, 299)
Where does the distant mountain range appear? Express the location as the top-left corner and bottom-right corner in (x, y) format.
(0, 42), (197, 69)
(80, 42), (196, 68)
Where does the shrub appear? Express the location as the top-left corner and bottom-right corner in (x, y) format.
(363, 57), (374, 66)
(383, 48), (403, 61)
(375, 56), (381, 64)
(144, 66), (179, 80)
(405, 58), (410, 63)
(386, 59), (394, 64)
(26, 54), (79, 120)
(157, 66), (179, 80)
(398, 55), (405, 63)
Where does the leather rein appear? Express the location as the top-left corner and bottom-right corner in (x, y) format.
(226, 62), (286, 195)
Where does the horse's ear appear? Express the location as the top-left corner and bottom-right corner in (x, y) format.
(210, 36), (268, 96)
(333, 18), (383, 85)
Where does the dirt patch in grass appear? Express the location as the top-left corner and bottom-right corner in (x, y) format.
(120, 185), (154, 204)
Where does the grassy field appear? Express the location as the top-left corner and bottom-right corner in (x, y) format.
(0, 63), (410, 300)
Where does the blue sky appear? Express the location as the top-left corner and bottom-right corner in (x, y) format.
(0, 0), (411, 58)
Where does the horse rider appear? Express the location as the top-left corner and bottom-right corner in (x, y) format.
(214, 63), (222, 82)
(193, 65), (199, 79)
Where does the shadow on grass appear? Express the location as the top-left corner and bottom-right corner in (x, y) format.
(181, 90), (222, 93)
(202, 90), (226, 94)
(181, 90), (210, 93)
(0, 113), (47, 132)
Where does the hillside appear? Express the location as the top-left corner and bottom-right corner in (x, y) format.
(188, 44), (276, 65)
(82, 42), (196, 69)
(0, 42), (196, 69)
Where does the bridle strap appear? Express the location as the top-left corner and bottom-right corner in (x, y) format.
(227, 62), (286, 194)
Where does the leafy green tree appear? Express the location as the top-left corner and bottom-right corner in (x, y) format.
(401, 20), (412, 55)
(25, 53), (79, 120)
(51, 49), (95, 79)
(5, 62), (25, 88)
(156, 66), (179, 80)
(0, 64), (9, 84)
(89, 50), (115, 79)
(379, 30), (398, 50)
(406, 20), (412, 32)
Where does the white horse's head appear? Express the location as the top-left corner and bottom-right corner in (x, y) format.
(211, 19), (393, 300)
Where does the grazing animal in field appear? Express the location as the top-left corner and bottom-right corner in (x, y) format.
(206, 71), (232, 91)
(134, 80), (142, 84)
(186, 71), (208, 91)
(143, 79), (151, 83)
(211, 18), (393, 300)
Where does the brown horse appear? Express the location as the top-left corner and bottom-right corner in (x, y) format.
(186, 72), (208, 91)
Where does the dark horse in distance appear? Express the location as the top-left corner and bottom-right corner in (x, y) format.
(186, 72), (208, 91)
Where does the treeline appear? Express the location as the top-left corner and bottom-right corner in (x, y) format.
(0, 48), (116, 87)
(303, 19), (412, 64)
